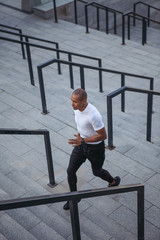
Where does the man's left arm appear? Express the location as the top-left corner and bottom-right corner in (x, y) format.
(68, 127), (107, 146)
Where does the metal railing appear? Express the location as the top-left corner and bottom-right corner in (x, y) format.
(133, 1), (160, 27)
(84, 2), (123, 34)
(74, 0), (87, 24)
(0, 35), (102, 87)
(53, 0), (58, 23)
(37, 58), (153, 114)
(0, 184), (144, 240)
(0, 29), (61, 85)
(0, 129), (56, 187)
(0, 24), (26, 59)
(122, 11), (160, 45)
(107, 86), (160, 148)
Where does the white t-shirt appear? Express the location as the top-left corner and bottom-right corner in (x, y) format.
(74, 103), (104, 144)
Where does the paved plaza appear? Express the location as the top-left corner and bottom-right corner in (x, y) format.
(0, 2), (160, 240)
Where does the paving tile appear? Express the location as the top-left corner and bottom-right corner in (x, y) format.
(146, 173), (160, 190)
(7, 169), (47, 193)
(145, 183), (160, 208)
(0, 233), (8, 240)
(24, 108), (66, 132)
(14, 163), (45, 182)
(7, 208), (41, 231)
(83, 206), (136, 240)
(106, 149), (156, 181)
(145, 205), (160, 229)
(0, 214), (37, 240)
(30, 221), (65, 240)
(0, 91), (32, 112)
(0, 172), (26, 199)
(80, 214), (112, 240)
(86, 195), (121, 216)
(144, 219), (160, 240)
(125, 147), (160, 173)
(2, 108), (43, 128)
(21, 149), (49, 174)
(0, 135), (31, 156)
(109, 205), (137, 234)
(28, 205), (72, 239)
(0, 101), (10, 113)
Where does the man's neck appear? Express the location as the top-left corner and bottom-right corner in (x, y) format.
(79, 102), (88, 112)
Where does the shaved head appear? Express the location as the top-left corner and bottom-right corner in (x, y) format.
(72, 88), (87, 101)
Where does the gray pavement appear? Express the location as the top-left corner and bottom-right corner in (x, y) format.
(0, 3), (160, 240)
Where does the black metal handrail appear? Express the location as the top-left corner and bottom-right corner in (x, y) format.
(53, 0), (58, 23)
(84, 1), (123, 35)
(133, 1), (160, 27)
(0, 35), (102, 87)
(0, 28), (61, 83)
(107, 86), (160, 148)
(122, 11), (160, 45)
(37, 58), (154, 114)
(0, 24), (25, 59)
(0, 184), (144, 240)
(0, 128), (56, 187)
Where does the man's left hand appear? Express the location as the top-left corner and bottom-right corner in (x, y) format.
(68, 133), (82, 146)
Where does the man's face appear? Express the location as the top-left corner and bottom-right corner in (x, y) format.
(71, 94), (85, 111)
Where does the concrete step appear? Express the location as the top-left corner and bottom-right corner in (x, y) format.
(33, 0), (73, 19)
(0, 214), (38, 240)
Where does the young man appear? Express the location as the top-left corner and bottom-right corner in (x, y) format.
(63, 88), (120, 210)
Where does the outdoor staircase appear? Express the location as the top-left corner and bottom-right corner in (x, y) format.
(0, 3), (160, 240)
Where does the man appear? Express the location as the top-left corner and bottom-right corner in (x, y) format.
(63, 88), (120, 210)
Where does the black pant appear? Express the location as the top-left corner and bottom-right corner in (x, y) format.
(67, 141), (114, 192)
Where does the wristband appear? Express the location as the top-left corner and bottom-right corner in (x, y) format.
(81, 138), (85, 144)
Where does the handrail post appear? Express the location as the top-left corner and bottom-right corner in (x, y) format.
(142, 18), (147, 45)
(146, 92), (153, 142)
(137, 186), (144, 240)
(122, 14), (125, 45)
(133, 3), (136, 26)
(121, 74), (125, 112)
(68, 54), (74, 89)
(105, 8), (109, 34)
(25, 37), (35, 86)
(19, 29), (26, 59)
(80, 66), (85, 90)
(98, 59), (103, 92)
(148, 5), (150, 27)
(97, 7), (100, 30)
(70, 201), (81, 240)
(144, 18), (147, 44)
(107, 96), (113, 148)
(56, 43), (61, 74)
(74, 0), (78, 24)
(85, 5), (89, 33)
(128, 15), (130, 40)
(114, 12), (117, 34)
(53, 0), (58, 23)
(44, 131), (56, 187)
(37, 66), (49, 114)
(150, 78), (154, 91)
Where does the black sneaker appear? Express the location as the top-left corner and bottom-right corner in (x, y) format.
(63, 201), (69, 210)
(63, 199), (81, 210)
(108, 176), (121, 187)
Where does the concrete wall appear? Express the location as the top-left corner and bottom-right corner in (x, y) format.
(22, 0), (52, 13)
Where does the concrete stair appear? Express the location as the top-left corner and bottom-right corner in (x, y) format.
(33, 0), (73, 19)
(0, 3), (160, 240)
